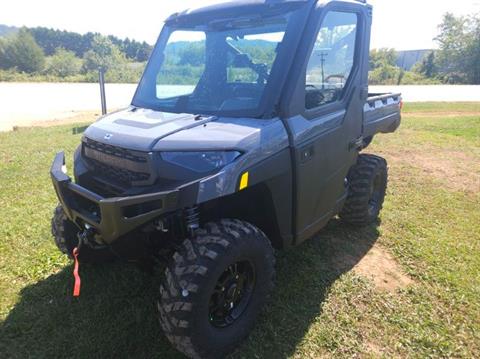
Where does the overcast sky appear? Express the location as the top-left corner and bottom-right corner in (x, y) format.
(1, 0), (479, 50)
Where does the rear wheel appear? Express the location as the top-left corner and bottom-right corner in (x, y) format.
(340, 154), (388, 226)
(51, 205), (115, 263)
(158, 219), (275, 358)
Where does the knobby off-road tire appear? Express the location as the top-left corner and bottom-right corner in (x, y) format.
(158, 219), (275, 359)
(51, 204), (115, 263)
(340, 154), (388, 226)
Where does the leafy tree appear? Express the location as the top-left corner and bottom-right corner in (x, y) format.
(368, 48), (399, 84)
(45, 48), (82, 77)
(369, 64), (400, 85)
(0, 28), (45, 73)
(464, 15), (480, 84)
(29, 27), (85, 56)
(413, 51), (437, 78)
(82, 35), (126, 72)
(135, 42), (152, 62)
(109, 36), (152, 62)
(435, 13), (480, 84)
(369, 48), (397, 70)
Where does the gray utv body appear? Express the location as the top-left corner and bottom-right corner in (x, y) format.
(51, 0), (401, 253)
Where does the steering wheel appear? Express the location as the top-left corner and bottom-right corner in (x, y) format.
(305, 84), (339, 108)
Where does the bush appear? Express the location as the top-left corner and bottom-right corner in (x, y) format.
(400, 71), (441, 85)
(369, 64), (401, 85)
(45, 48), (82, 77)
(0, 68), (32, 81)
(105, 63), (145, 83)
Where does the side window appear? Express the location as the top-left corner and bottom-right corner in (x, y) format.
(305, 11), (358, 110)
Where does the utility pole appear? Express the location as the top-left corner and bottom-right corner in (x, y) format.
(320, 52), (327, 89)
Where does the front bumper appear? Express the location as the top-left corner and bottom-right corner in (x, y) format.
(50, 152), (198, 244)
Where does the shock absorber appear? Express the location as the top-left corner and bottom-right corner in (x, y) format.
(184, 206), (200, 236)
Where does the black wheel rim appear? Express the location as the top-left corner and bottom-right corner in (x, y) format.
(368, 172), (384, 216)
(209, 260), (256, 328)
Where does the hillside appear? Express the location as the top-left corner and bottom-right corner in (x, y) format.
(0, 24), (152, 62)
(0, 24), (18, 37)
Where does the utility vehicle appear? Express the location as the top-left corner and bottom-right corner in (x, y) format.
(50, 0), (401, 357)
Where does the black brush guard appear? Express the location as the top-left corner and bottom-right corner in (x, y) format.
(50, 152), (198, 244)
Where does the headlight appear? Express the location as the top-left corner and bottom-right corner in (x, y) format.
(161, 151), (242, 173)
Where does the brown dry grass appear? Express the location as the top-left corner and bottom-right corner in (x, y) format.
(383, 146), (480, 193)
(402, 111), (480, 118)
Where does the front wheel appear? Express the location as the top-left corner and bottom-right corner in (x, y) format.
(158, 219), (275, 358)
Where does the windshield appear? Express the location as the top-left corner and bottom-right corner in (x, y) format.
(132, 9), (299, 117)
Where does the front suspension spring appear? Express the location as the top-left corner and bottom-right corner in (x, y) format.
(184, 206), (200, 236)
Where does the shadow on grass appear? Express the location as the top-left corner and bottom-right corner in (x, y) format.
(0, 219), (379, 358)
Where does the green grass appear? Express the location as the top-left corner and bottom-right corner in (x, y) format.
(1, 104), (479, 358)
(402, 102), (480, 113)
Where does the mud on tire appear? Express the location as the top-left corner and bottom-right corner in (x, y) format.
(339, 154), (388, 226)
(158, 219), (275, 359)
(51, 204), (115, 263)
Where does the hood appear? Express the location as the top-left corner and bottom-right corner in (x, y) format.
(83, 107), (214, 152)
(83, 107), (281, 153)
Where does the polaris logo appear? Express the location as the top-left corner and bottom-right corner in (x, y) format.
(104, 133), (113, 140)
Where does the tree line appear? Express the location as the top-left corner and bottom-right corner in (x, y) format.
(27, 27), (152, 62)
(0, 27), (151, 83)
(0, 12), (478, 85)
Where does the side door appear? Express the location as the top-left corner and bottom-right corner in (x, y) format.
(287, 4), (370, 243)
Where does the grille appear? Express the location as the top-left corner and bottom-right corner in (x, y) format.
(83, 138), (147, 163)
(89, 159), (150, 185)
(83, 138), (152, 186)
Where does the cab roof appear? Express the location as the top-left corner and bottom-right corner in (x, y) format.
(166, 0), (368, 26)
(165, 0), (313, 26)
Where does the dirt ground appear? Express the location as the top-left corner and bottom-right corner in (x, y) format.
(353, 245), (413, 292)
(385, 147), (480, 193)
(1, 111), (100, 132)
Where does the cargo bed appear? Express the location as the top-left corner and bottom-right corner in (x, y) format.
(363, 92), (402, 138)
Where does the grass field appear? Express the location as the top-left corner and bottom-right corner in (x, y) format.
(0, 103), (479, 358)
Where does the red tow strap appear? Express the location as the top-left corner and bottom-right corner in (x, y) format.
(72, 247), (81, 297)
